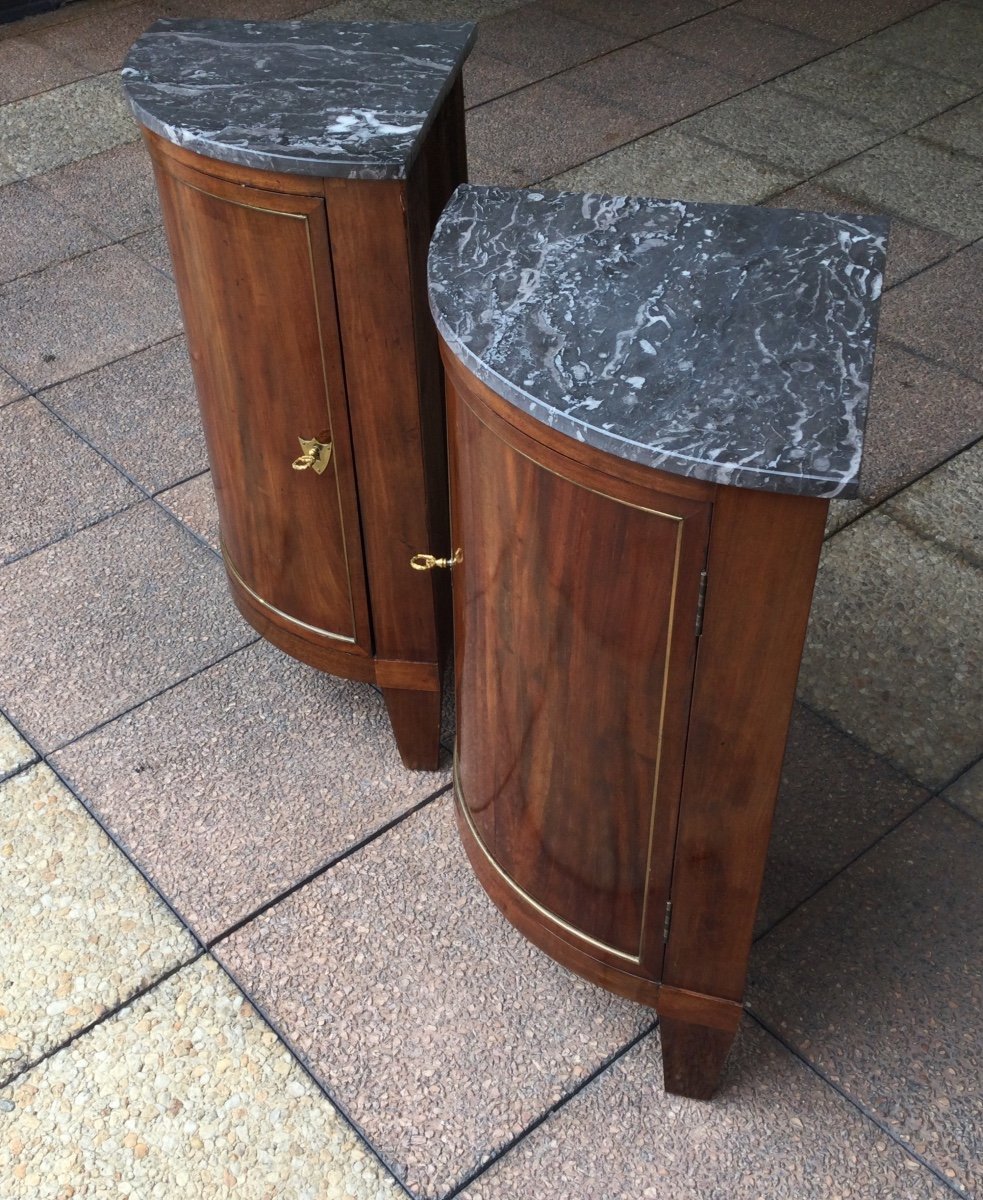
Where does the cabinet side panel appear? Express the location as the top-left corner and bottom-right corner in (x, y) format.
(451, 384), (709, 960)
(151, 158), (369, 650)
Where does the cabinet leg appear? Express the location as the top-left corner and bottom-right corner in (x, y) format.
(659, 1015), (738, 1101)
(382, 687), (443, 771)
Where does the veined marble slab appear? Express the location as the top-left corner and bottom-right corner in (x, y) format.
(429, 185), (888, 498)
(122, 19), (476, 180)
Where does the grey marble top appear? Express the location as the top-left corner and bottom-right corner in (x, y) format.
(429, 185), (888, 498)
(122, 19), (476, 180)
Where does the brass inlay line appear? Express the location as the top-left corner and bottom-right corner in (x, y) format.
(222, 540), (356, 644)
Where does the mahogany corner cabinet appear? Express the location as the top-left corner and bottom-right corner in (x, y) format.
(428, 185), (887, 1099)
(122, 18), (476, 769)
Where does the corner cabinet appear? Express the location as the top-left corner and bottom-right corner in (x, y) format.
(124, 19), (477, 769)
(430, 185), (887, 1099)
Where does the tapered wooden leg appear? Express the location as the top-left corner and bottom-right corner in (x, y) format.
(382, 686), (443, 771)
(659, 1015), (739, 1100)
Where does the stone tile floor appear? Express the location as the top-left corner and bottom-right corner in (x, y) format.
(0, 0), (980, 1195)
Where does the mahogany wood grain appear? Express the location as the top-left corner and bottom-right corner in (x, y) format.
(662, 485), (829, 1005)
(144, 128), (324, 196)
(151, 148), (372, 655)
(449, 370), (711, 964)
(659, 1018), (738, 1102)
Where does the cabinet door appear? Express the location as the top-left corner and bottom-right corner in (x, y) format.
(451, 383), (712, 980)
(153, 159), (371, 654)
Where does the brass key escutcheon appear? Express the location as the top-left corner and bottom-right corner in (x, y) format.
(410, 548), (463, 571)
(292, 436), (332, 474)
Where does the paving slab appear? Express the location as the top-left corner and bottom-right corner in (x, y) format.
(884, 439), (983, 566)
(915, 93), (983, 158)
(774, 42), (973, 133)
(0, 243), (182, 389)
(758, 704), (928, 935)
(679, 83), (883, 175)
(751, 800), (983, 1197)
(0, 398), (139, 563)
(878, 245), (983, 381)
(26, 1), (175, 73)
(155, 471), (220, 550)
(0, 34), (88, 104)
(52, 639), (448, 941)
(0, 501), (252, 752)
(865, 0), (983, 85)
(543, 0), (714, 37)
(0, 179), (107, 284)
(798, 511), (983, 789)
(40, 336), (205, 492)
(0, 73), (138, 179)
(458, 1023), (949, 1200)
(384, 0), (530, 18)
(0, 763), (197, 1087)
(733, 0), (936, 41)
(0, 0), (136, 40)
(765, 180), (962, 289)
(33, 141), (160, 240)
(550, 127), (796, 204)
(467, 77), (650, 186)
(0, 714), (35, 781)
(463, 51), (540, 108)
(822, 134), (983, 241)
(652, 8), (830, 84)
(566, 41), (743, 123)
(122, 224), (172, 274)
(476, 4), (630, 74)
(0, 367), (25, 408)
(0, 956), (402, 1200)
(945, 758), (983, 823)
(217, 793), (652, 1199)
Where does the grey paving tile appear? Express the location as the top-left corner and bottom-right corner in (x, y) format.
(798, 511), (983, 788)
(550, 127), (796, 205)
(775, 42), (974, 133)
(217, 793), (651, 1199)
(463, 51), (539, 108)
(52, 639), (449, 940)
(0, 763), (197, 1086)
(26, 1), (172, 73)
(679, 83), (883, 175)
(0, 398), (139, 563)
(0, 501), (251, 752)
(843, 341), (983, 519)
(33, 141), (159, 240)
(765, 180), (962, 289)
(758, 704), (928, 935)
(865, 0), (983, 85)
(945, 757), (983, 822)
(156, 471), (219, 550)
(733, 0), (934, 42)
(879, 245), (983, 380)
(544, 0), (715, 38)
(916, 93), (983, 158)
(0, 243), (182, 389)
(884, 439), (983, 567)
(122, 225), (171, 274)
(162, 0), (312, 14)
(0, 0), (137, 40)
(40, 337), (205, 492)
(297, 1), (391, 16)
(0, 34), (88, 104)
(752, 800), (983, 1196)
(384, 0), (529, 17)
(566, 41), (743, 124)
(467, 77), (650, 186)
(476, 4), (630, 75)
(0, 73), (139, 179)
(822, 134), (983, 241)
(0, 714), (35, 781)
(653, 9), (830, 85)
(459, 1023), (949, 1200)
(0, 957), (402, 1200)
(0, 367), (25, 408)
(0, 179), (107, 284)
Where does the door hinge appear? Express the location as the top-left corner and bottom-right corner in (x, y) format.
(694, 569), (708, 637)
(662, 900), (673, 942)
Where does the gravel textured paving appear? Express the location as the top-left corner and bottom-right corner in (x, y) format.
(0, 763), (196, 1086)
(0, 956), (402, 1200)
(156, 471), (220, 551)
(0, 714), (34, 779)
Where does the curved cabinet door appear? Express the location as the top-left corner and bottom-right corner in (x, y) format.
(152, 156), (371, 655)
(449, 379), (712, 995)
